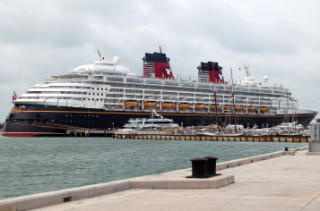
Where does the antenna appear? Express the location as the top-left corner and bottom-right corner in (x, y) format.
(159, 45), (162, 53)
(97, 48), (104, 61)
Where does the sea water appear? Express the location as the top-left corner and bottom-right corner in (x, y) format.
(0, 136), (306, 199)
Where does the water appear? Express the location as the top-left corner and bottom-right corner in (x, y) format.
(0, 135), (306, 199)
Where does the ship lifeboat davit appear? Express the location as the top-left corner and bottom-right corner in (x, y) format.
(124, 100), (139, 109)
(209, 104), (220, 111)
(195, 104), (206, 110)
(161, 102), (175, 109)
(144, 101), (156, 109)
(259, 106), (269, 113)
(178, 103), (190, 110)
(247, 106), (257, 112)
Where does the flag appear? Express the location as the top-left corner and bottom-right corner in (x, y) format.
(12, 91), (17, 101)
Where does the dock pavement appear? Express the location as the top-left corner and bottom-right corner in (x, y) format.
(2, 147), (320, 211)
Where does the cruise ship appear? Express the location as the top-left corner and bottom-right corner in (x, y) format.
(2, 49), (317, 136)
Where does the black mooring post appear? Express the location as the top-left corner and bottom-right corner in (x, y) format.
(204, 156), (218, 176)
(190, 157), (208, 178)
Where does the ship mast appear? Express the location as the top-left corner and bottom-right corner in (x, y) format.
(213, 91), (220, 129)
(230, 68), (237, 132)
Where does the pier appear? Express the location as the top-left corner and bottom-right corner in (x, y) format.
(3, 147), (320, 211)
(113, 134), (310, 143)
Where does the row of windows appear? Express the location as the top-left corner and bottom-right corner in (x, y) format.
(107, 82), (282, 98)
(104, 77), (286, 95)
(65, 114), (100, 118)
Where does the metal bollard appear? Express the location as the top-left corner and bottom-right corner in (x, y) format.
(190, 157), (208, 178)
(204, 156), (218, 176)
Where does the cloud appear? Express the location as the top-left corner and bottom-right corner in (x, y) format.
(0, 0), (319, 121)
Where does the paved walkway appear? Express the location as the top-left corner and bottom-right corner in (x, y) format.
(32, 151), (320, 211)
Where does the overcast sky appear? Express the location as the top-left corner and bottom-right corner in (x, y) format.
(0, 0), (319, 122)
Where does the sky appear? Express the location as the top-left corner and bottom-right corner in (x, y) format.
(0, 0), (320, 122)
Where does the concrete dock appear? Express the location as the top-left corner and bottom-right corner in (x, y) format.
(2, 147), (320, 211)
(114, 134), (310, 143)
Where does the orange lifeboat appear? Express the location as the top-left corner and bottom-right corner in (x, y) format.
(209, 104), (219, 111)
(259, 106), (269, 113)
(124, 100), (139, 109)
(161, 102), (175, 109)
(247, 106), (257, 112)
(234, 105), (244, 111)
(144, 101), (156, 109)
(178, 103), (190, 110)
(223, 104), (232, 110)
(195, 104), (206, 110)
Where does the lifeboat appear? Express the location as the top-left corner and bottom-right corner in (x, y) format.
(209, 104), (220, 111)
(259, 106), (269, 113)
(161, 102), (175, 109)
(178, 103), (190, 110)
(195, 104), (206, 110)
(223, 104), (232, 110)
(144, 101), (156, 109)
(124, 100), (139, 109)
(234, 105), (244, 111)
(247, 106), (257, 112)
(11, 107), (20, 113)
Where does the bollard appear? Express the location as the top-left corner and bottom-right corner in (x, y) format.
(285, 146), (288, 151)
(190, 157), (208, 178)
(204, 156), (218, 176)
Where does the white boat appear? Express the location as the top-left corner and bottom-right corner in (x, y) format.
(197, 131), (224, 136)
(272, 122), (304, 136)
(196, 124), (244, 136)
(302, 126), (311, 137)
(113, 128), (137, 135)
(122, 110), (179, 130)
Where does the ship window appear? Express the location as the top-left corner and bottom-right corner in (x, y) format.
(164, 81), (178, 86)
(127, 78), (144, 83)
(107, 76), (123, 82)
(181, 82), (195, 87)
(146, 80), (161, 85)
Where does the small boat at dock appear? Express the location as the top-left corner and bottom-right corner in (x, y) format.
(115, 110), (179, 135)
